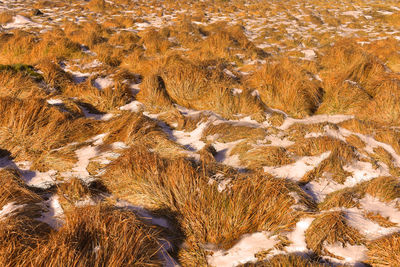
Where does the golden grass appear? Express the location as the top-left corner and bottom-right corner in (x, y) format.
(0, 97), (99, 160)
(286, 135), (358, 183)
(0, 215), (52, 267)
(319, 187), (363, 210)
(136, 74), (174, 112)
(35, 59), (73, 91)
(364, 176), (400, 202)
(367, 233), (400, 267)
(102, 145), (315, 264)
(0, 168), (43, 216)
(0, 11), (14, 25)
(246, 58), (322, 118)
(305, 211), (364, 256)
(201, 123), (267, 143)
(0, 68), (45, 99)
(234, 145), (294, 169)
(0, 29), (83, 65)
(101, 112), (184, 157)
(241, 254), (325, 266)
(29, 205), (162, 266)
(64, 78), (132, 113)
(57, 178), (92, 210)
(364, 211), (397, 228)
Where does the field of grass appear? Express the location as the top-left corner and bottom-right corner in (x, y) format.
(1, 0), (400, 266)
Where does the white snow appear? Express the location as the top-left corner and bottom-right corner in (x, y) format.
(47, 99), (63, 105)
(0, 202), (25, 219)
(172, 122), (207, 151)
(120, 100), (144, 112)
(279, 114), (354, 130)
(38, 195), (64, 229)
(285, 217), (314, 253)
(93, 77), (114, 90)
(4, 15), (41, 29)
(263, 151), (331, 181)
(324, 242), (368, 264)
(207, 232), (278, 267)
(302, 49), (316, 60)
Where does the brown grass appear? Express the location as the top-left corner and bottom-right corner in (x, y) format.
(240, 254), (325, 266)
(35, 59), (73, 91)
(64, 78), (132, 113)
(0, 97), (99, 160)
(29, 205), (162, 266)
(305, 211), (364, 256)
(0, 168), (43, 217)
(319, 187), (363, 210)
(0, 11), (14, 25)
(364, 176), (400, 202)
(102, 145), (315, 264)
(367, 233), (400, 267)
(201, 123), (267, 143)
(0, 215), (52, 266)
(246, 58), (322, 118)
(0, 69), (45, 99)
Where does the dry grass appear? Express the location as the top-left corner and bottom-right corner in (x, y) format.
(364, 176), (400, 202)
(0, 215), (52, 266)
(0, 12), (13, 25)
(305, 211), (364, 256)
(0, 30), (83, 65)
(0, 168), (43, 217)
(234, 145), (294, 169)
(201, 123), (267, 143)
(102, 145), (315, 264)
(0, 67), (45, 99)
(28, 205), (162, 266)
(64, 78), (133, 113)
(246, 58), (322, 118)
(0, 97), (99, 160)
(367, 233), (400, 267)
(35, 59), (73, 91)
(319, 187), (364, 210)
(240, 254), (325, 266)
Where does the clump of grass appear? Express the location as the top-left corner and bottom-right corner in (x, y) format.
(305, 211), (364, 256)
(64, 78), (132, 113)
(0, 64), (43, 81)
(0, 68), (45, 99)
(0, 29), (82, 65)
(246, 58), (322, 118)
(56, 178), (93, 211)
(31, 146), (78, 173)
(233, 145), (294, 169)
(364, 176), (400, 202)
(0, 97), (98, 161)
(0, 11), (13, 25)
(87, 0), (108, 13)
(103, 145), (315, 264)
(35, 59), (72, 91)
(102, 112), (184, 158)
(364, 211), (397, 228)
(156, 56), (266, 120)
(319, 187), (364, 210)
(365, 38), (400, 73)
(0, 215), (52, 266)
(0, 168), (43, 217)
(242, 253), (325, 266)
(138, 28), (173, 55)
(29, 205), (162, 266)
(201, 123), (267, 143)
(136, 74), (174, 112)
(367, 233), (400, 266)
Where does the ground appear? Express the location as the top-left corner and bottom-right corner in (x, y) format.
(0, 0), (400, 266)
